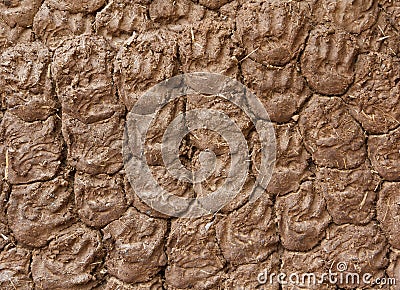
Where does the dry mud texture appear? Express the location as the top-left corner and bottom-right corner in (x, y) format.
(0, 0), (399, 289)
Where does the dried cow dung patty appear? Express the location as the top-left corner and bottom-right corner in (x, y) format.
(0, 0), (398, 289)
(7, 175), (75, 247)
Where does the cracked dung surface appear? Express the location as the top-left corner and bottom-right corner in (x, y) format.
(0, 0), (399, 289)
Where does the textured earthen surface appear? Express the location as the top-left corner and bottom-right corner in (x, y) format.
(103, 207), (167, 284)
(236, 0), (311, 66)
(46, 0), (106, 13)
(7, 174), (75, 247)
(32, 224), (103, 289)
(52, 35), (124, 124)
(377, 182), (400, 250)
(166, 216), (225, 289)
(242, 59), (311, 123)
(99, 276), (164, 290)
(216, 197), (278, 265)
(368, 127), (400, 181)
(0, 42), (57, 121)
(281, 246), (335, 290)
(34, 3), (95, 51)
(62, 113), (124, 175)
(0, 246), (33, 289)
(343, 52), (400, 134)
(114, 28), (179, 110)
(224, 252), (280, 290)
(265, 123), (312, 196)
(0, 0), (399, 289)
(301, 25), (358, 95)
(74, 171), (127, 228)
(315, 162), (381, 225)
(276, 181), (331, 252)
(0, 0), (42, 28)
(0, 112), (63, 184)
(299, 95), (367, 169)
(322, 223), (389, 289)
